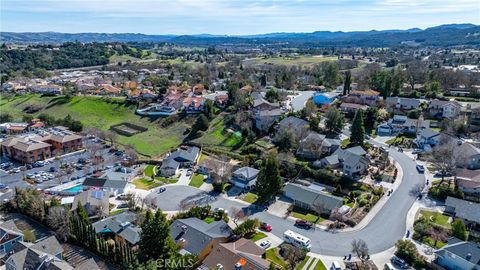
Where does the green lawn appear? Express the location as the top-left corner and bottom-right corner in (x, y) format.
(249, 232), (267, 242)
(420, 210), (451, 229)
(144, 165), (156, 178)
(203, 217), (215, 224)
(189, 173), (205, 188)
(422, 236), (447, 249)
(110, 209), (127, 216)
(132, 178), (162, 190)
(0, 94), (189, 157)
(312, 259), (327, 270)
(193, 117), (244, 151)
(242, 192), (259, 204)
(265, 248), (288, 269)
(291, 206), (325, 224)
(296, 256), (311, 270)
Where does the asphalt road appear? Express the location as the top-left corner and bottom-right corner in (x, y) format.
(153, 147), (425, 256)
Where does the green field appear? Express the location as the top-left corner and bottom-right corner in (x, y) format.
(244, 56), (337, 66)
(193, 116), (244, 151)
(0, 94), (189, 157)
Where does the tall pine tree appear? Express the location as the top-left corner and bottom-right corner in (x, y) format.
(343, 70), (351, 95)
(350, 110), (365, 146)
(139, 209), (177, 262)
(256, 156), (281, 202)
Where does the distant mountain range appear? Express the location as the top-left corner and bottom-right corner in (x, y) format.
(1, 24), (479, 47)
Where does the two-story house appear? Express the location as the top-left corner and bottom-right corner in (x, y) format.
(428, 100), (462, 119)
(434, 238), (480, 270)
(0, 220), (23, 255)
(230, 166), (260, 190)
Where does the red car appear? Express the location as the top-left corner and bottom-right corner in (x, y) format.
(260, 222), (272, 232)
(295, 219), (313, 229)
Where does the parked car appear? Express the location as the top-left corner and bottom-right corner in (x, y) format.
(158, 187), (166, 193)
(434, 171), (452, 177)
(416, 164), (425, 173)
(391, 256), (409, 269)
(259, 240), (272, 249)
(49, 167), (57, 172)
(260, 222), (272, 232)
(295, 219), (313, 229)
(330, 261), (342, 270)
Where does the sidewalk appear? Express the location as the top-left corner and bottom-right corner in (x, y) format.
(339, 158), (403, 232)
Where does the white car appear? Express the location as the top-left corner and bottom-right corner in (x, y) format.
(259, 240), (272, 249)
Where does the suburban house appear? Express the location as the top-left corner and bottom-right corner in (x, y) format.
(296, 132), (340, 160)
(413, 128), (441, 151)
(455, 143), (480, 170)
(0, 123), (28, 134)
(284, 182), (344, 214)
(182, 97), (206, 114)
(71, 190), (110, 218)
(169, 146), (200, 167)
(347, 90), (380, 106)
(4, 236), (76, 270)
(30, 83), (63, 95)
(376, 115), (430, 136)
(434, 238), (480, 270)
(82, 173), (133, 196)
(252, 98), (280, 112)
(428, 100), (462, 119)
(445, 196), (480, 228)
(255, 109), (284, 132)
(201, 238), (270, 270)
(214, 93), (229, 108)
(170, 218), (233, 260)
(339, 103), (368, 114)
(277, 117), (309, 139)
(160, 157), (180, 177)
(230, 166), (260, 190)
(127, 89), (157, 101)
(320, 146), (368, 177)
(92, 211), (141, 246)
(455, 169), (480, 201)
(0, 127), (82, 164)
(0, 220), (23, 255)
(385, 97), (421, 112)
(95, 84), (122, 96)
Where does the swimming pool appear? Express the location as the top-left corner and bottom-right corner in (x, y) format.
(63, 185), (85, 193)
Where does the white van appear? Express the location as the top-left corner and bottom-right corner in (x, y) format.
(384, 263), (395, 270)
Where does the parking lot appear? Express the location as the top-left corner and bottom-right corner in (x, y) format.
(0, 136), (127, 191)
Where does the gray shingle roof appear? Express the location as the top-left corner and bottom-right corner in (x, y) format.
(445, 196), (480, 223)
(6, 236), (67, 270)
(170, 146), (200, 163)
(92, 211), (140, 245)
(435, 238), (480, 267)
(233, 167), (259, 179)
(419, 128), (440, 139)
(170, 218), (233, 255)
(284, 183), (343, 211)
(161, 157), (180, 170)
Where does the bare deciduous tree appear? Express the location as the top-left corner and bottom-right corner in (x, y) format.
(351, 239), (369, 259)
(47, 206), (70, 241)
(231, 207), (246, 225)
(409, 183), (425, 198)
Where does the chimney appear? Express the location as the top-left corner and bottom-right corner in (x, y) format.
(466, 252), (472, 261)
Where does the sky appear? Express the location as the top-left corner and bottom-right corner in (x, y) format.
(1, 0), (480, 35)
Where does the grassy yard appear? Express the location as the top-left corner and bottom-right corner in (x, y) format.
(249, 232), (267, 242)
(244, 56), (337, 67)
(265, 248), (288, 269)
(296, 256), (311, 270)
(312, 259), (327, 270)
(203, 217), (215, 224)
(420, 210), (451, 229)
(291, 206), (325, 224)
(422, 236), (447, 249)
(0, 94), (189, 157)
(109, 209), (127, 216)
(144, 165), (156, 178)
(132, 178), (161, 190)
(189, 173), (205, 188)
(241, 192), (259, 204)
(193, 116), (244, 151)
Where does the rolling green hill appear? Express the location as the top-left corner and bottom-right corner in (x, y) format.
(0, 94), (189, 157)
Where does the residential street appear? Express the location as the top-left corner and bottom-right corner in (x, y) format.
(151, 145), (426, 256)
